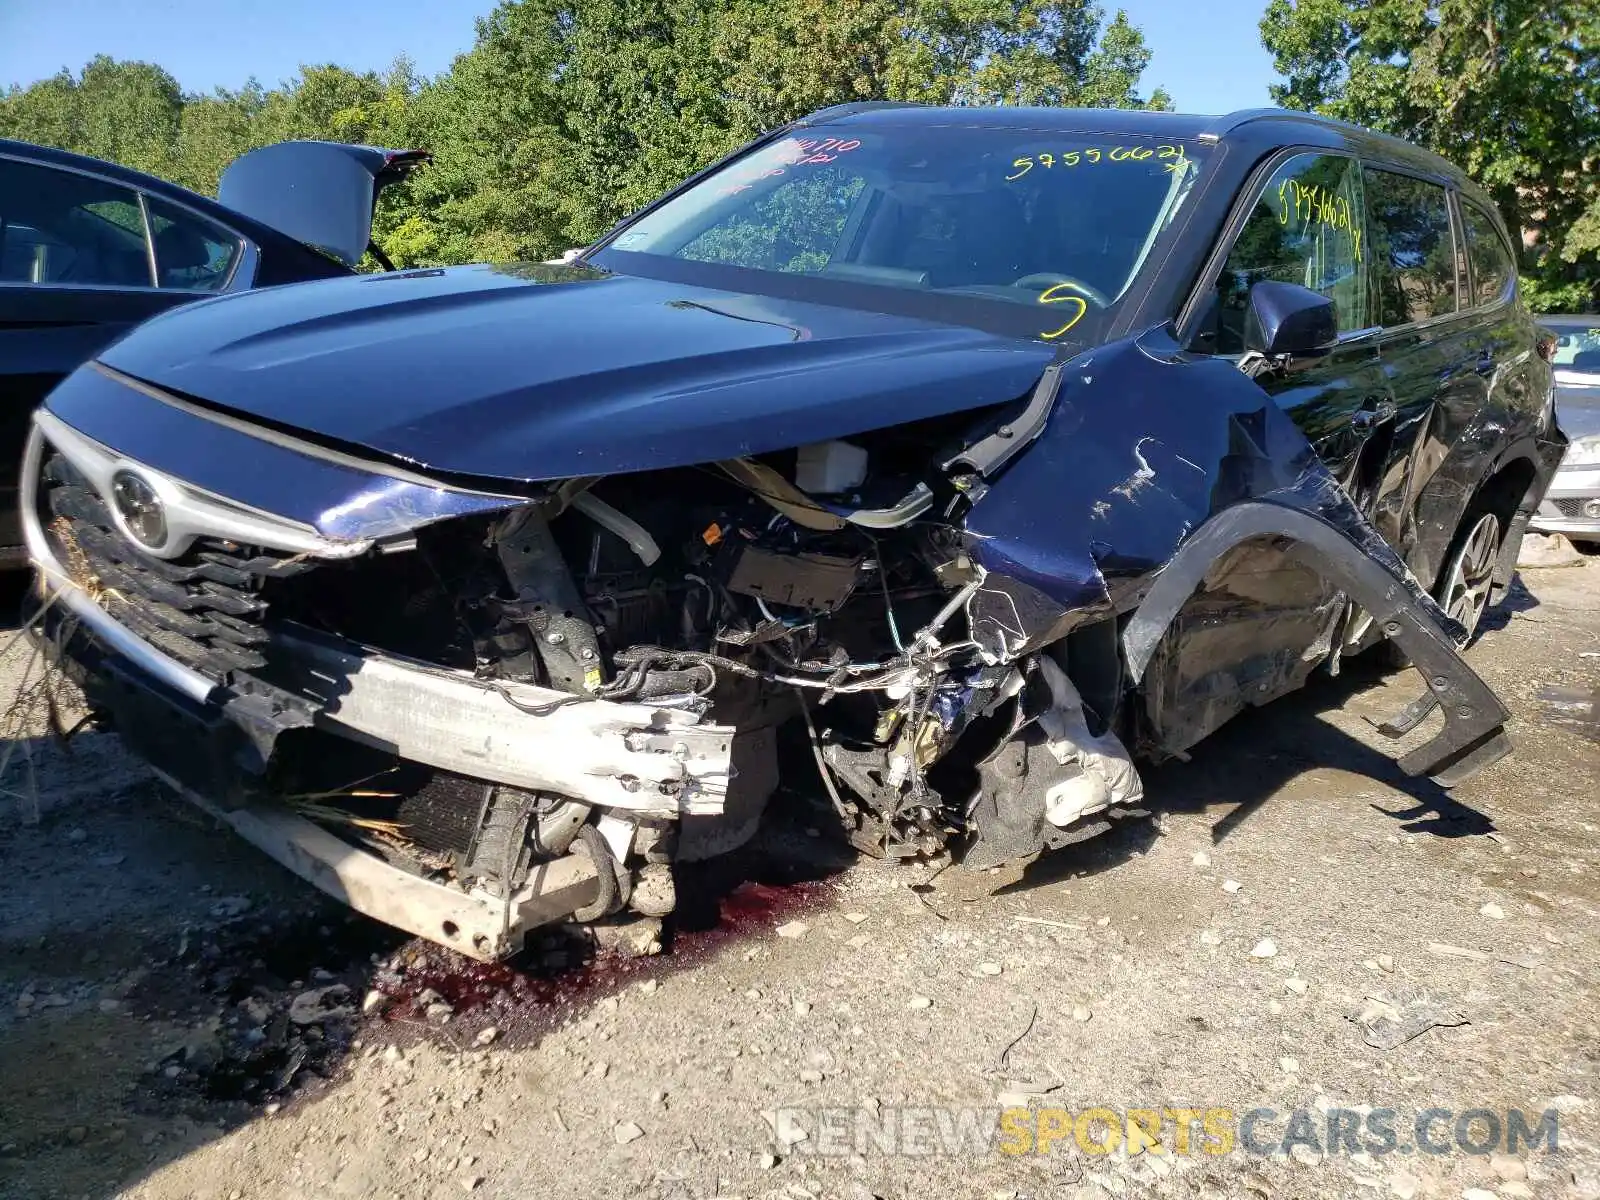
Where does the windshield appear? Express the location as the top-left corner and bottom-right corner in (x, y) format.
(590, 123), (1206, 346)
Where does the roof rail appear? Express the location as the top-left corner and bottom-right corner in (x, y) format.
(798, 101), (928, 123)
(1199, 106), (1469, 183)
(1200, 107), (1372, 142)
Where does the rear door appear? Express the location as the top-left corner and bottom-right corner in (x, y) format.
(1359, 173), (1542, 593)
(0, 151), (247, 555)
(1456, 196), (1543, 464)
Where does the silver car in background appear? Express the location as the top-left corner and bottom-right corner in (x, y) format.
(1532, 316), (1600, 542)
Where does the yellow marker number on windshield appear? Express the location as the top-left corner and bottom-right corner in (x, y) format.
(1038, 284), (1089, 340)
(1007, 144), (1188, 181)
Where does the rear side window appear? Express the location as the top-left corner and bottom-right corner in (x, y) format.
(0, 156), (153, 287)
(1206, 152), (1372, 354)
(1363, 167), (1457, 325)
(1461, 202), (1515, 306)
(145, 196), (241, 291)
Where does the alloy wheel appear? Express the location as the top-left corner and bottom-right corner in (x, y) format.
(1441, 511), (1501, 638)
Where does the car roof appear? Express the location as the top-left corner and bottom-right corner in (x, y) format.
(0, 136), (351, 265)
(800, 102), (1219, 139)
(1540, 314), (1600, 325)
(799, 102), (1489, 206)
(0, 137), (210, 200)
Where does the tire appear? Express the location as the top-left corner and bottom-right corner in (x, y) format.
(1376, 496), (1504, 669)
(1436, 504), (1503, 642)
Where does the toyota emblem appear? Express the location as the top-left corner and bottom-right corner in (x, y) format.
(110, 470), (168, 550)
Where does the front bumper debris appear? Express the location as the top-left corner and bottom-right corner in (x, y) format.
(28, 518), (735, 815)
(34, 603), (605, 961)
(164, 770), (601, 960)
(270, 630), (733, 817)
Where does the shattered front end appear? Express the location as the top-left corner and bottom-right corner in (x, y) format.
(26, 403), (737, 959)
(28, 336), (1516, 959)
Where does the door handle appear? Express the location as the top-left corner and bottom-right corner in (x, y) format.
(1352, 399), (1396, 431)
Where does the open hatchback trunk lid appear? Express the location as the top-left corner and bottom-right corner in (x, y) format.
(217, 142), (430, 268)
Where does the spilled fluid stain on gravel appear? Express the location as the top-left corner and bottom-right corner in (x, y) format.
(373, 827), (852, 1048)
(132, 819), (855, 1125)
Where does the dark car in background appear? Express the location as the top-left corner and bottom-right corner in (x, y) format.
(25, 103), (1565, 959)
(1531, 316), (1600, 542)
(0, 138), (427, 561)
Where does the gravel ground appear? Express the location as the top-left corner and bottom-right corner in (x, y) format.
(1, 559), (1598, 1200)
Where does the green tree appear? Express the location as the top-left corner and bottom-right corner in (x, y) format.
(887, 1), (1170, 109)
(171, 83), (267, 194)
(399, 3), (573, 264)
(1259, 0), (1600, 311)
(0, 55), (183, 178)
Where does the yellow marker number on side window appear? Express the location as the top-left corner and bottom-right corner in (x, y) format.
(1038, 284), (1089, 340)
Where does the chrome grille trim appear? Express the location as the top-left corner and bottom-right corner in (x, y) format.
(34, 408), (374, 561)
(22, 425), (217, 703)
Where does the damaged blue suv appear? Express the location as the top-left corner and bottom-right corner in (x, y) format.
(28, 104), (1565, 958)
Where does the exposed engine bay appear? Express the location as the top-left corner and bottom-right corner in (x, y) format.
(239, 406), (1146, 920)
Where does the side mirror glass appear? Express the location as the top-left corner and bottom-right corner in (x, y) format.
(1244, 280), (1338, 361)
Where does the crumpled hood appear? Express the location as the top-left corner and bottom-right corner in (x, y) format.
(98, 263), (1056, 483)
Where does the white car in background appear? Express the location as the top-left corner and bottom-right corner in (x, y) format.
(1532, 316), (1600, 543)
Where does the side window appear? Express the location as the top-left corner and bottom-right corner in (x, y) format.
(1461, 201), (1515, 306)
(145, 196), (241, 291)
(1363, 167), (1457, 325)
(1207, 152), (1370, 355)
(0, 157), (154, 287)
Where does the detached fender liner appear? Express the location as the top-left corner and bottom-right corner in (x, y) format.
(1122, 500), (1512, 786)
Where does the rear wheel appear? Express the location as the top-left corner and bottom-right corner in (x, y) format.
(1438, 508), (1502, 641)
(1373, 497), (1505, 668)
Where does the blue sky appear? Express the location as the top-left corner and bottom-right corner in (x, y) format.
(0, 0), (1279, 114)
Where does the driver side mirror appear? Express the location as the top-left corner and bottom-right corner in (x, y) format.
(1244, 280), (1338, 362)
